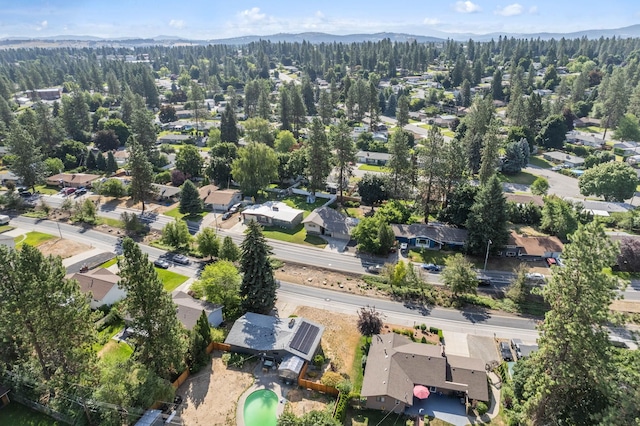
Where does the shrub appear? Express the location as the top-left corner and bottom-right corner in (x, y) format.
(421, 336), (427, 343)
(476, 401), (488, 416)
(321, 371), (343, 387)
(210, 328), (227, 343)
(333, 392), (350, 422)
(420, 323), (427, 331)
(313, 354), (325, 368)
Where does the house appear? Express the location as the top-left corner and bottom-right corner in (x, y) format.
(71, 268), (126, 309)
(566, 130), (604, 148)
(46, 173), (101, 188)
(113, 149), (129, 166)
(152, 184), (180, 202)
(157, 134), (193, 145)
(361, 333), (489, 414)
(198, 184), (242, 212)
(302, 206), (356, 240)
(0, 383), (10, 408)
(25, 87), (62, 101)
(613, 141), (640, 157)
(433, 115), (457, 128)
(502, 231), (563, 260)
(134, 409), (163, 426)
(172, 291), (223, 330)
(542, 151), (585, 167)
(355, 151), (391, 166)
(564, 197), (633, 215)
(224, 312), (324, 363)
(0, 235), (16, 250)
(573, 117), (601, 128)
(505, 193), (544, 208)
(392, 223), (468, 250)
(0, 171), (20, 186)
(241, 201), (304, 229)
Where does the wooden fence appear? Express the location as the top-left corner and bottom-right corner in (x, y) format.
(297, 363), (339, 396)
(207, 341), (230, 353)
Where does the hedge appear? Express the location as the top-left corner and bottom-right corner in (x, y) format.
(333, 392), (350, 422)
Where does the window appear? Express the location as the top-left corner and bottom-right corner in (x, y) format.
(376, 396), (385, 403)
(429, 386), (437, 393)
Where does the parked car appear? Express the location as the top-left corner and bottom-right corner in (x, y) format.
(222, 212), (232, 220)
(229, 203), (242, 213)
(62, 187), (76, 196)
(75, 188), (87, 197)
(171, 253), (190, 265)
(400, 242), (408, 252)
(500, 342), (513, 362)
(421, 263), (442, 272)
(477, 274), (492, 286)
(18, 189), (32, 198)
(525, 272), (546, 283)
(367, 264), (382, 274)
(154, 259), (170, 269)
(510, 339), (524, 359)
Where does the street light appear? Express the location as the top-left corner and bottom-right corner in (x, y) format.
(483, 239), (492, 271)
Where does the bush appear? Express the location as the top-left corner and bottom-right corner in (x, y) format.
(313, 354), (325, 368)
(476, 401), (488, 416)
(210, 328), (227, 343)
(333, 392), (350, 422)
(421, 336), (427, 343)
(420, 323), (427, 331)
(321, 371), (343, 387)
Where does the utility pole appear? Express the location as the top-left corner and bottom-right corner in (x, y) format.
(483, 239), (492, 271)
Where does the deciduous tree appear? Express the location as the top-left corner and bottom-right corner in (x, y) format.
(176, 145), (204, 178)
(196, 260), (241, 320)
(357, 306), (384, 336)
(441, 253), (478, 297)
(196, 227), (220, 260)
(162, 220), (192, 250)
(6, 124), (44, 190)
(579, 161), (639, 202)
(219, 236), (240, 262)
(231, 142), (279, 196)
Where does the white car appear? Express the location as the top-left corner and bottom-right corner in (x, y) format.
(526, 272), (546, 282)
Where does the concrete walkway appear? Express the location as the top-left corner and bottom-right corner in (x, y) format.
(467, 371), (502, 424)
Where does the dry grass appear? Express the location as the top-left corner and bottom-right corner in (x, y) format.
(38, 238), (90, 259)
(293, 306), (360, 379)
(610, 300), (640, 313)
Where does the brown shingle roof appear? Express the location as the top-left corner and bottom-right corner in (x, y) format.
(360, 333), (489, 403)
(302, 206), (350, 235)
(507, 231), (564, 256)
(71, 268), (120, 301)
(392, 223), (468, 245)
(505, 193), (544, 207)
(173, 291), (222, 330)
(198, 185), (240, 206)
(46, 173), (100, 186)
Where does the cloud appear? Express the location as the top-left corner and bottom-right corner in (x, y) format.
(495, 3), (524, 16)
(315, 10), (325, 19)
(423, 18), (440, 25)
(454, 1), (481, 13)
(238, 7), (267, 23)
(169, 19), (185, 29)
(36, 20), (48, 31)
(529, 6), (538, 14)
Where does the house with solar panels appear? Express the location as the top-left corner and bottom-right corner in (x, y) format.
(224, 312), (324, 379)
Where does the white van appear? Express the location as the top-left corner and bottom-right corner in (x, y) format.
(0, 215), (9, 225)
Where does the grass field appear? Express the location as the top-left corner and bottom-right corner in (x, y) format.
(98, 340), (133, 365)
(358, 164), (389, 172)
(262, 224), (327, 247)
(97, 216), (124, 228)
(528, 156), (553, 169)
(499, 171), (537, 186)
(164, 207), (207, 221)
(0, 224), (14, 233)
(0, 403), (60, 426)
(14, 231), (56, 248)
(34, 185), (60, 195)
(99, 257), (119, 268)
(155, 268), (189, 292)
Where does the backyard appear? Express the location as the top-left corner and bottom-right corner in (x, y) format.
(528, 156), (553, 169)
(0, 403), (61, 426)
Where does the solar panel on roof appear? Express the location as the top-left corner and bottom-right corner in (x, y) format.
(289, 321), (319, 355)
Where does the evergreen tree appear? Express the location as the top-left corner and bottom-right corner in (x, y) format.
(106, 151), (118, 174)
(257, 89), (271, 120)
(387, 128), (412, 194)
(418, 126), (445, 223)
(131, 108), (157, 152)
(220, 102), (238, 143)
(118, 238), (187, 379)
(330, 119), (356, 200)
(306, 118), (333, 196)
(396, 95), (409, 127)
(179, 180), (204, 215)
(465, 175), (508, 255)
(86, 151), (97, 171)
(61, 91), (91, 141)
(278, 85), (292, 131)
(318, 89), (333, 125)
(239, 221), (277, 314)
(96, 152), (107, 171)
(187, 311), (212, 373)
(219, 236), (240, 262)
(128, 137), (155, 213)
(478, 124), (500, 184)
(6, 124), (44, 190)
(385, 93), (397, 117)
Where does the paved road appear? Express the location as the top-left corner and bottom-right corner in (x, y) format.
(523, 164), (582, 199)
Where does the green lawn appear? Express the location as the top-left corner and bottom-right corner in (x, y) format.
(164, 207), (207, 221)
(0, 403), (61, 426)
(262, 193), (330, 218)
(14, 231), (55, 248)
(409, 248), (454, 264)
(98, 340), (133, 365)
(155, 268), (189, 292)
(529, 156), (553, 169)
(34, 184), (60, 195)
(99, 257), (119, 268)
(0, 224), (14, 233)
(499, 171), (537, 186)
(358, 164), (389, 172)
(352, 336), (369, 394)
(262, 224), (327, 247)
(583, 126), (606, 134)
(97, 216), (124, 228)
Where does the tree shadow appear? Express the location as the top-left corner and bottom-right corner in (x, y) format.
(460, 307), (491, 324)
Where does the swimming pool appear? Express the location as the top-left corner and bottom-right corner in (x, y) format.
(243, 389), (278, 426)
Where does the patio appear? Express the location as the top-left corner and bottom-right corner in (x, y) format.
(405, 394), (469, 426)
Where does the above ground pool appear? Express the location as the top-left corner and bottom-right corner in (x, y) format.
(243, 389), (278, 426)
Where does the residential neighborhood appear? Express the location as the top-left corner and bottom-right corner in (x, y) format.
(1, 6), (640, 426)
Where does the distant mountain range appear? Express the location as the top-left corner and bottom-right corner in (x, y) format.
(3, 24), (640, 46)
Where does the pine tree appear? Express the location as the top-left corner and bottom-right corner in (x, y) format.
(478, 124), (500, 184)
(118, 238), (187, 379)
(6, 124), (44, 190)
(220, 102), (238, 143)
(96, 152), (107, 171)
(387, 128), (412, 194)
(465, 175), (508, 255)
(239, 221), (277, 314)
(330, 119), (356, 200)
(396, 95), (409, 127)
(219, 236), (240, 262)
(86, 151), (97, 170)
(306, 118), (332, 196)
(187, 311), (212, 373)
(128, 137), (155, 213)
(179, 180), (203, 215)
(106, 151), (118, 174)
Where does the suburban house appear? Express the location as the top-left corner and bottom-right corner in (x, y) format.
(241, 201), (304, 229)
(46, 173), (101, 188)
(71, 268), (126, 309)
(25, 87), (62, 101)
(157, 134), (194, 145)
(505, 193), (544, 207)
(198, 184), (242, 212)
(566, 130), (604, 148)
(613, 141), (640, 157)
(564, 197), (633, 216)
(392, 223), (468, 250)
(573, 117), (601, 128)
(302, 206), (356, 241)
(433, 115), (457, 128)
(172, 291), (223, 330)
(356, 151), (391, 166)
(0, 171), (19, 186)
(502, 231), (564, 260)
(113, 149), (129, 166)
(152, 184), (180, 202)
(0, 235), (15, 250)
(542, 151), (585, 168)
(361, 333), (489, 414)
(224, 312), (324, 364)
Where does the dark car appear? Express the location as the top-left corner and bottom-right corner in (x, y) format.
(75, 188), (87, 197)
(500, 342), (513, 362)
(18, 189), (32, 198)
(421, 263), (442, 272)
(171, 253), (191, 265)
(221, 212), (232, 220)
(477, 274), (492, 286)
(154, 259), (170, 269)
(367, 264), (382, 274)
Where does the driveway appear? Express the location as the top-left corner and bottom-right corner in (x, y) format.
(524, 165), (582, 199)
(467, 335), (500, 366)
(406, 394), (468, 426)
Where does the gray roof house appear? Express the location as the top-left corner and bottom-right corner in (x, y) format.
(392, 223), (468, 250)
(224, 312), (324, 362)
(157, 134), (194, 145)
(542, 151), (585, 167)
(173, 291), (223, 330)
(356, 151), (391, 166)
(302, 206), (356, 240)
(241, 201), (304, 229)
(361, 333), (489, 414)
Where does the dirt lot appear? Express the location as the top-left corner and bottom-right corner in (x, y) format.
(286, 388), (335, 417)
(38, 238), (90, 259)
(178, 353), (256, 426)
(292, 306), (361, 379)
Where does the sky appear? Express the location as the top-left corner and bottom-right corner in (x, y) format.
(0, 0), (639, 40)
